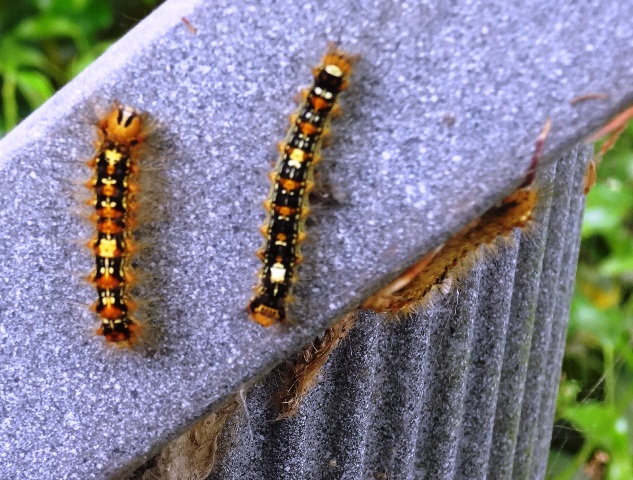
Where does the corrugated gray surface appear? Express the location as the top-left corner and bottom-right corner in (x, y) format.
(0, 0), (620, 476)
(206, 146), (588, 480)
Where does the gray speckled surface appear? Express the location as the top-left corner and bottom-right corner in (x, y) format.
(0, 0), (625, 477)
(206, 146), (587, 480)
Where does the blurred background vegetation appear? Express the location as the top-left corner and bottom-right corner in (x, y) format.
(0, 1), (631, 479)
(547, 128), (633, 480)
(0, 0), (161, 136)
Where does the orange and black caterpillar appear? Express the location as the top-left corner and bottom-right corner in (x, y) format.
(87, 103), (146, 346)
(247, 46), (357, 327)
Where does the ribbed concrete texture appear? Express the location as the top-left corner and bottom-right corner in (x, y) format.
(206, 146), (588, 480)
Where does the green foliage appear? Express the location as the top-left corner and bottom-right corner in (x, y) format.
(549, 122), (633, 479)
(0, 0), (160, 136)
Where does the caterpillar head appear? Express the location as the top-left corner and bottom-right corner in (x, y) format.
(101, 104), (144, 145)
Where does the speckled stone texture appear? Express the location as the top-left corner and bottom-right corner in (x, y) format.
(0, 0), (625, 476)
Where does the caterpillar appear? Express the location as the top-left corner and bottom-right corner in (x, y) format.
(87, 103), (146, 346)
(361, 188), (538, 314)
(362, 119), (552, 315)
(247, 45), (358, 327)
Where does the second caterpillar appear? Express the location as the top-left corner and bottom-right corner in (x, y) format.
(247, 46), (357, 327)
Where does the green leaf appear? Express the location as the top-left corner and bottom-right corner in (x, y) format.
(582, 184), (633, 237)
(2, 69), (18, 130)
(44, 0), (89, 15)
(78, 2), (113, 32)
(563, 403), (629, 455)
(607, 452), (633, 480)
(16, 70), (54, 108)
(14, 15), (83, 42)
(557, 379), (582, 413)
(43, 0), (114, 33)
(0, 38), (49, 71)
(571, 294), (624, 350)
(601, 254), (633, 277)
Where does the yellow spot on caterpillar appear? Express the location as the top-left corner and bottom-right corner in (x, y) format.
(270, 262), (287, 283)
(288, 148), (307, 168)
(105, 149), (122, 164)
(97, 237), (118, 258)
(324, 64), (343, 77)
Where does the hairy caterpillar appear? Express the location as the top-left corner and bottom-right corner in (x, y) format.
(87, 103), (146, 346)
(247, 45), (358, 327)
(362, 119), (552, 315)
